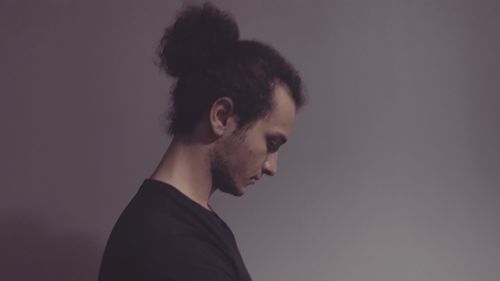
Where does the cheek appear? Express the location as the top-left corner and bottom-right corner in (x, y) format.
(231, 132), (268, 174)
(230, 146), (258, 176)
(226, 142), (256, 175)
(245, 147), (268, 173)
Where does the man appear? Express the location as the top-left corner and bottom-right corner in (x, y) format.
(98, 3), (305, 281)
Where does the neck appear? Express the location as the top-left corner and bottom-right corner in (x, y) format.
(150, 136), (215, 210)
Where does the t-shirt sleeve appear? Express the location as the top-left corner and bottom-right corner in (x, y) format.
(142, 234), (239, 281)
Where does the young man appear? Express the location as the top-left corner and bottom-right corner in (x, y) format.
(98, 3), (305, 281)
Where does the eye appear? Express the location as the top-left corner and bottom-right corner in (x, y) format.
(266, 138), (280, 153)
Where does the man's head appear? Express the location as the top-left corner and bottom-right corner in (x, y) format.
(157, 3), (305, 194)
(208, 81), (297, 196)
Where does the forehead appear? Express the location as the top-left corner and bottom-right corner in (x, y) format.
(257, 83), (297, 135)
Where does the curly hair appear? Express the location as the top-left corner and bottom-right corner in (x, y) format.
(157, 2), (305, 136)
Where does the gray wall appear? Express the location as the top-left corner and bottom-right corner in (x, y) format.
(1, 0), (499, 280)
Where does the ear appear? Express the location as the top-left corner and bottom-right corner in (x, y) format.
(209, 97), (238, 137)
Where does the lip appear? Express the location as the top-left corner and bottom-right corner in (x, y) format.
(250, 177), (260, 182)
(248, 177), (259, 185)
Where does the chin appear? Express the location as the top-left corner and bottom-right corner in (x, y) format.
(232, 190), (245, 197)
(219, 184), (246, 197)
(230, 186), (247, 197)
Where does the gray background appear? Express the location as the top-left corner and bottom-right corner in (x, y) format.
(1, 0), (499, 280)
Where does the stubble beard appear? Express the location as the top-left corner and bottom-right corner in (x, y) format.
(209, 139), (244, 197)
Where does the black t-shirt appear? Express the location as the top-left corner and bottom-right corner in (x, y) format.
(98, 179), (252, 281)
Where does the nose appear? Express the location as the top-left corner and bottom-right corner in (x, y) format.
(262, 152), (278, 176)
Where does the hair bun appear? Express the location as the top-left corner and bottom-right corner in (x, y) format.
(158, 3), (240, 77)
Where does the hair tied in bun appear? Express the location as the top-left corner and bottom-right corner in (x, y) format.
(158, 2), (240, 78)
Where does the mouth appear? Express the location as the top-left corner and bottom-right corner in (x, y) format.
(248, 176), (260, 185)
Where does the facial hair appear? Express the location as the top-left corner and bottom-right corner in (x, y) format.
(209, 135), (245, 197)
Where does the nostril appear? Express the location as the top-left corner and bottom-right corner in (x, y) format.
(263, 168), (275, 177)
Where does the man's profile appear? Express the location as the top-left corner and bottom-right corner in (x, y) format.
(98, 3), (305, 281)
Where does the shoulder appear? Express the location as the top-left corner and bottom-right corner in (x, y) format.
(110, 201), (194, 241)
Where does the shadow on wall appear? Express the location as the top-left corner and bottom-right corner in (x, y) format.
(0, 214), (103, 281)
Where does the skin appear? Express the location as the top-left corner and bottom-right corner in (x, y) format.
(150, 82), (296, 210)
